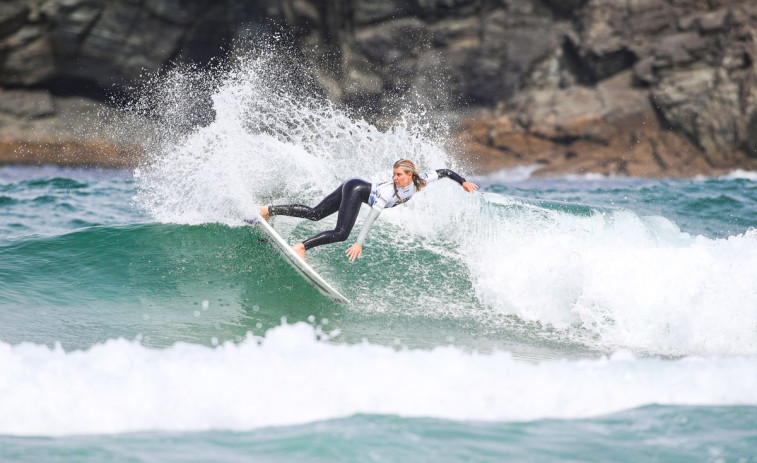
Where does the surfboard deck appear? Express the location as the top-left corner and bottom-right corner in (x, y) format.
(247, 215), (350, 304)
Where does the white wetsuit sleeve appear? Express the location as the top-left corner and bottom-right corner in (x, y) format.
(356, 207), (382, 245)
(422, 171), (440, 183)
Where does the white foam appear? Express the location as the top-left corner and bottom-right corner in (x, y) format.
(720, 169), (757, 181)
(0, 323), (755, 437)
(133, 50), (451, 226)
(479, 165), (543, 182)
(459, 197), (757, 356)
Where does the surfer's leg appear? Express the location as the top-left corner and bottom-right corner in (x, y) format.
(268, 184), (343, 221)
(301, 179), (371, 250)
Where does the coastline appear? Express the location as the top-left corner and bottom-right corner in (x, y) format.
(1, 93), (755, 179)
(2, 128), (756, 179)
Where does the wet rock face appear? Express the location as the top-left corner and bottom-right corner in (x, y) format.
(450, 0), (757, 175)
(1, 0), (756, 175)
(648, 5), (757, 161)
(0, 0), (266, 89)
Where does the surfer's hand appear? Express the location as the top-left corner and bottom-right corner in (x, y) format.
(346, 243), (363, 261)
(462, 181), (479, 193)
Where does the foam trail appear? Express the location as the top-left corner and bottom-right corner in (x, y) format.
(0, 323), (755, 436)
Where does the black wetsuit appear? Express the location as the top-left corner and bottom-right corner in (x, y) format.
(269, 169), (466, 250)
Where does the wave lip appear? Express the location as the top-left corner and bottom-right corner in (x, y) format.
(1, 323), (755, 437)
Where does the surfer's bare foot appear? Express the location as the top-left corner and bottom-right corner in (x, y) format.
(292, 243), (306, 260)
(259, 206), (270, 220)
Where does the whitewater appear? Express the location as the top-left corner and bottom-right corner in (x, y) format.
(1, 45), (755, 461)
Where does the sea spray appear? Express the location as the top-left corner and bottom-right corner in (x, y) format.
(130, 43), (452, 226)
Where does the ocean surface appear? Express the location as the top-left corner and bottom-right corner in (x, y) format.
(2, 50), (757, 461)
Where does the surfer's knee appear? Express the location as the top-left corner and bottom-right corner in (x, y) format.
(332, 228), (350, 242)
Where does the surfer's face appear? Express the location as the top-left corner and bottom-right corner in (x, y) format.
(393, 168), (413, 188)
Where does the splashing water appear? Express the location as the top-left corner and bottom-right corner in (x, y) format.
(131, 44), (452, 226)
(122, 42), (757, 358)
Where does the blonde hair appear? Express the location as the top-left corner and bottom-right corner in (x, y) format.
(393, 159), (427, 191)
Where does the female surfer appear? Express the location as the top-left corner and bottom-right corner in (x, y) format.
(258, 159), (479, 261)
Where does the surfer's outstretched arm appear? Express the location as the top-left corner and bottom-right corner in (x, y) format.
(435, 168), (479, 192)
(346, 207), (381, 261)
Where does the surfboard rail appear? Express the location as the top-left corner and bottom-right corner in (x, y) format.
(248, 215), (350, 304)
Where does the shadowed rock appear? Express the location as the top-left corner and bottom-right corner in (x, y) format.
(1, 0), (757, 176)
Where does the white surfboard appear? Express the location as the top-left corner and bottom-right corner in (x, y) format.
(248, 215), (350, 304)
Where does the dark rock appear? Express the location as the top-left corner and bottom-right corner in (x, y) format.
(0, 89), (55, 118)
(355, 18), (431, 64)
(50, 1), (104, 61)
(460, 10), (561, 103)
(63, 2), (184, 86)
(0, 1), (28, 39)
(415, 0), (479, 18)
(0, 34), (56, 86)
(428, 16), (478, 48)
(679, 8), (732, 33)
(543, 0), (587, 17)
(456, 70), (757, 176)
(353, 0), (411, 24)
(143, 0), (194, 25)
(0, 0), (755, 176)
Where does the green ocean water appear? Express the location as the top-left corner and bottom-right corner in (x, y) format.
(1, 407), (755, 463)
(1, 165), (756, 461)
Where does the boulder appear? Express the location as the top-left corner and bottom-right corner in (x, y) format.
(456, 70), (757, 176)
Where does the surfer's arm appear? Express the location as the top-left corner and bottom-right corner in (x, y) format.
(435, 168), (478, 192)
(356, 207), (381, 245)
(346, 207), (382, 261)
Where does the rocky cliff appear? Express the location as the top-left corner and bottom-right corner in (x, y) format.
(1, 0), (756, 176)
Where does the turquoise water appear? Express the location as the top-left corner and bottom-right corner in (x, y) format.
(2, 52), (757, 460)
(1, 165), (756, 461)
(1, 407), (754, 462)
